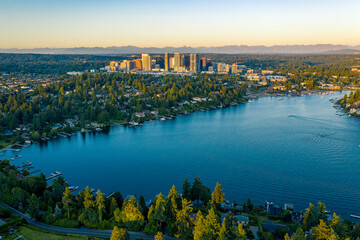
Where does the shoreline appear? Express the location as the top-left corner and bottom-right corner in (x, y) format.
(4, 89), (346, 150)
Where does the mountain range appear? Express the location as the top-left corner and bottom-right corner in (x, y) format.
(1, 44), (360, 55)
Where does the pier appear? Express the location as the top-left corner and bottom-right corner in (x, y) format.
(58, 132), (77, 137)
(46, 171), (62, 181)
(29, 169), (41, 175)
(17, 161), (32, 169)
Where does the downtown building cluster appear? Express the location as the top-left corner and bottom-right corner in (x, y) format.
(104, 53), (198, 74)
(103, 54), (248, 75)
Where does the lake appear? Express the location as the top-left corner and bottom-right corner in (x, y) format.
(5, 91), (360, 218)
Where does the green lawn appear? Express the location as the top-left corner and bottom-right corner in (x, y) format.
(0, 139), (11, 150)
(15, 225), (88, 240)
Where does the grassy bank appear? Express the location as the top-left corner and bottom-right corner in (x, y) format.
(1, 225), (104, 240)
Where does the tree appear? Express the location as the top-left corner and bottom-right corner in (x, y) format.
(138, 195), (147, 219)
(194, 211), (207, 240)
(175, 198), (193, 239)
(144, 204), (159, 235)
(166, 185), (180, 235)
(27, 193), (38, 218)
(109, 197), (118, 217)
(155, 231), (164, 240)
(303, 203), (317, 231)
(83, 186), (95, 209)
(312, 220), (337, 240)
(111, 226), (129, 240)
(204, 208), (220, 240)
(219, 218), (229, 240)
(96, 189), (105, 223)
(153, 193), (166, 227)
(62, 186), (72, 219)
(291, 228), (306, 240)
(191, 177), (203, 202)
(182, 178), (191, 200)
(211, 182), (225, 207)
(115, 198), (144, 231)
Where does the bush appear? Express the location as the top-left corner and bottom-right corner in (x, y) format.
(53, 218), (80, 228)
(0, 207), (12, 218)
(124, 220), (144, 231)
(261, 232), (275, 240)
(144, 222), (159, 235)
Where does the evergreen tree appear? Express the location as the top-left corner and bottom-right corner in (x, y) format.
(182, 178), (191, 200)
(191, 177), (202, 202)
(175, 198), (193, 240)
(62, 186), (72, 219)
(205, 208), (221, 240)
(194, 211), (207, 240)
(153, 193), (166, 227)
(27, 193), (38, 218)
(96, 189), (105, 223)
(155, 231), (164, 240)
(83, 186), (95, 209)
(165, 185), (180, 235)
(109, 197), (118, 217)
(111, 226), (129, 240)
(211, 182), (225, 208)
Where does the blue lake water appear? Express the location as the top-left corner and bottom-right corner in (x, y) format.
(5, 91), (360, 218)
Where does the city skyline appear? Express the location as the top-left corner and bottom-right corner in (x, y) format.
(1, 0), (360, 49)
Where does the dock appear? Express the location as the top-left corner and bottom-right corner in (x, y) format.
(29, 169), (41, 175)
(107, 192), (115, 198)
(59, 132), (77, 137)
(17, 161), (32, 169)
(69, 186), (79, 192)
(46, 171), (62, 181)
(9, 155), (22, 161)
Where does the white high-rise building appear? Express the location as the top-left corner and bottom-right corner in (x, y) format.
(190, 54), (197, 73)
(141, 54), (151, 71)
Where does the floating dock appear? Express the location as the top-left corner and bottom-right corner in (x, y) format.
(46, 171), (62, 180)
(17, 161), (32, 169)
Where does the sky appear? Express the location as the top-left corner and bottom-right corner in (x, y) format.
(0, 0), (360, 49)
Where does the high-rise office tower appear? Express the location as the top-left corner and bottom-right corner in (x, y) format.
(231, 63), (238, 74)
(174, 53), (181, 69)
(164, 53), (169, 72)
(180, 53), (184, 67)
(141, 54), (151, 71)
(169, 57), (175, 69)
(201, 57), (207, 70)
(190, 54), (197, 73)
(134, 59), (142, 70)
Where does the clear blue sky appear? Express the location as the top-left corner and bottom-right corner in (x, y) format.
(0, 0), (359, 48)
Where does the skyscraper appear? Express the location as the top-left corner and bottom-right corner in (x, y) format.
(201, 57), (207, 70)
(141, 54), (151, 71)
(134, 59), (142, 70)
(174, 53), (181, 69)
(164, 53), (169, 72)
(190, 54), (197, 73)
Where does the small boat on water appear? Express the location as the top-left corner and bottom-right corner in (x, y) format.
(288, 114), (292, 117)
(69, 186), (79, 191)
(95, 127), (102, 131)
(160, 117), (166, 121)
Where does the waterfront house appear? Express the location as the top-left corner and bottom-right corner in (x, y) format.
(266, 201), (282, 216)
(261, 221), (288, 234)
(220, 213), (249, 226)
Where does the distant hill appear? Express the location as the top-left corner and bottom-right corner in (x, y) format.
(1, 44), (360, 55)
(322, 49), (360, 54)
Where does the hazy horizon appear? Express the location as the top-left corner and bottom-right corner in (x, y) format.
(1, 0), (360, 49)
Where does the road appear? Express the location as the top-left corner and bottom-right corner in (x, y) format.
(0, 202), (176, 240)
